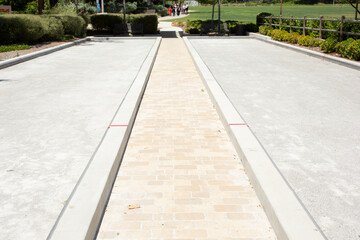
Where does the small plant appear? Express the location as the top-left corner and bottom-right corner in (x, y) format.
(320, 38), (338, 53)
(259, 25), (272, 35)
(285, 32), (300, 44)
(298, 35), (321, 47)
(189, 28), (200, 34)
(335, 38), (360, 61)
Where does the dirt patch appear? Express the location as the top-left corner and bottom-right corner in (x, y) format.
(0, 39), (81, 62)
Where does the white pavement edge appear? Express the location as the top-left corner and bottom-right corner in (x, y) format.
(183, 37), (327, 240)
(249, 32), (360, 71)
(47, 37), (162, 240)
(0, 38), (91, 70)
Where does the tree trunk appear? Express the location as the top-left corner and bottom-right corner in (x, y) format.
(218, 0), (220, 36)
(211, 1), (215, 26)
(38, 0), (43, 14)
(280, 0), (283, 16)
(356, 0), (359, 20)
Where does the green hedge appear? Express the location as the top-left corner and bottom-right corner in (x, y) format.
(259, 27), (360, 61)
(90, 14), (158, 34)
(0, 15), (45, 44)
(186, 20), (258, 35)
(0, 14), (86, 44)
(50, 15), (86, 37)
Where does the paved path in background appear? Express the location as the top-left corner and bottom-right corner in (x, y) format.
(0, 39), (156, 240)
(97, 38), (276, 240)
(188, 38), (360, 240)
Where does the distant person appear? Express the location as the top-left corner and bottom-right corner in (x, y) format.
(172, 5), (176, 16)
(176, 5), (180, 16)
(185, 4), (189, 14)
(168, 6), (172, 16)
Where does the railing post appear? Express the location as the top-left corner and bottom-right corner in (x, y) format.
(319, 16), (323, 39)
(303, 16), (307, 36)
(270, 15), (273, 28)
(340, 16), (345, 41)
(290, 15), (293, 32)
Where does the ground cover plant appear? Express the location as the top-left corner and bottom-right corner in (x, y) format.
(168, 5), (355, 23)
(0, 44), (30, 53)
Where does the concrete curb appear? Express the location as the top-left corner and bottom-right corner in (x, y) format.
(249, 32), (360, 71)
(0, 38), (91, 70)
(47, 37), (162, 240)
(183, 37), (327, 240)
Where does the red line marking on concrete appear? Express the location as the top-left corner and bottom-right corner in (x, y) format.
(229, 123), (249, 127)
(108, 125), (128, 129)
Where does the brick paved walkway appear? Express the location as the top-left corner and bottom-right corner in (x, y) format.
(97, 38), (277, 240)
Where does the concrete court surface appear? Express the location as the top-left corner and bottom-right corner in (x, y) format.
(188, 38), (360, 240)
(0, 38), (156, 240)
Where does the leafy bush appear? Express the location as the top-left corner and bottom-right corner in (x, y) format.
(270, 29), (288, 41)
(78, 3), (97, 14)
(51, 0), (76, 14)
(152, 5), (168, 17)
(298, 35), (321, 47)
(259, 25), (272, 35)
(189, 28), (200, 34)
(40, 16), (64, 41)
(125, 2), (137, 13)
(24, 1), (38, 14)
(335, 38), (360, 60)
(285, 32), (300, 44)
(0, 14), (46, 44)
(52, 14), (86, 37)
(256, 12), (272, 26)
(320, 38), (338, 53)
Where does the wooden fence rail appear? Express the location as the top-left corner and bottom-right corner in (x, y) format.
(259, 15), (360, 41)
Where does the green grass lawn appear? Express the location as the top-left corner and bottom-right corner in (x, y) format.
(0, 44), (30, 53)
(168, 4), (356, 22)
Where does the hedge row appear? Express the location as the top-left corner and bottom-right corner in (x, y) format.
(90, 14), (158, 34)
(259, 26), (360, 61)
(0, 14), (86, 44)
(259, 13), (360, 40)
(185, 20), (258, 34)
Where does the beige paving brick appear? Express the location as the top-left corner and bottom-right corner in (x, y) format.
(96, 38), (277, 240)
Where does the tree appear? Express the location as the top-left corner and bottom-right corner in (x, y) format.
(343, 0), (360, 19)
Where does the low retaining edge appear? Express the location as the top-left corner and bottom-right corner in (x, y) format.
(47, 37), (162, 240)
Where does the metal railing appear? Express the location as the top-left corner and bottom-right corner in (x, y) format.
(259, 15), (360, 40)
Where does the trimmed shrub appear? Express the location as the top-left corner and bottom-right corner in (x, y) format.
(52, 14), (86, 37)
(189, 28), (200, 34)
(0, 14), (46, 44)
(335, 38), (360, 60)
(285, 32), (301, 44)
(91, 14), (123, 31)
(129, 14), (158, 34)
(153, 5), (168, 17)
(90, 14), (157, 34)
(259, 25), (272, 35)
(298, 35), (321, 47)
(270, 29), (288, 41)
(320, 38), (338, 53)
(41, 16), (64, 41)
